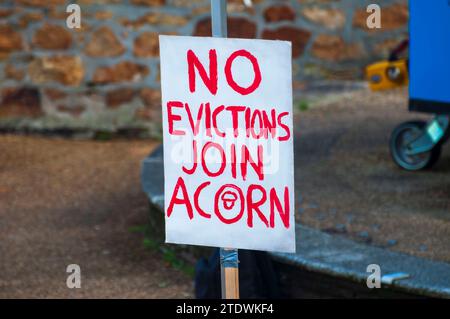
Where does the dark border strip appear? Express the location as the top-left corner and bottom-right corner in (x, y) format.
(409, 98), (450, 114)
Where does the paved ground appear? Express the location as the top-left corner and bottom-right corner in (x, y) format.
(0, 136), (193, 298)
(294, 87), (450, 262)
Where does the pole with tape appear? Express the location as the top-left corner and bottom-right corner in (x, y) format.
(210, 0), (240, 300)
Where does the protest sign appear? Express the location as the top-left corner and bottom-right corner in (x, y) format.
(160, 35), (295, 253)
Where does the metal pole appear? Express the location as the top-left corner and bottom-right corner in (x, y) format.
(211, 0), (227, 37)
(210, 0), (239, 300)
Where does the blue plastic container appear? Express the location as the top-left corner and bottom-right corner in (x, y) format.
(409, 1), (450, 114)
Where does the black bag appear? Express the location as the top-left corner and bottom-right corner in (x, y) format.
(194, 248), (282, 299)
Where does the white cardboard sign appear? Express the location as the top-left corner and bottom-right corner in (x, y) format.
(160, 35), (295, 253)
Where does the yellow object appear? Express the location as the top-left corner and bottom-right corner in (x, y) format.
(366, 59), (408, 91)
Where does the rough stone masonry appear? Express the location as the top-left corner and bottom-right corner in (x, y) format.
(0, 0), (408, 137)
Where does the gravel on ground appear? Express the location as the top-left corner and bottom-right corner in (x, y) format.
(0, 136), (193, 298)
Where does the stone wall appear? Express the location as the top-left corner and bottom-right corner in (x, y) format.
(0, 0), (408, 136)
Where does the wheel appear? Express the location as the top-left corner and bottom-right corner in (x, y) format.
(389, 121), (442, 171)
